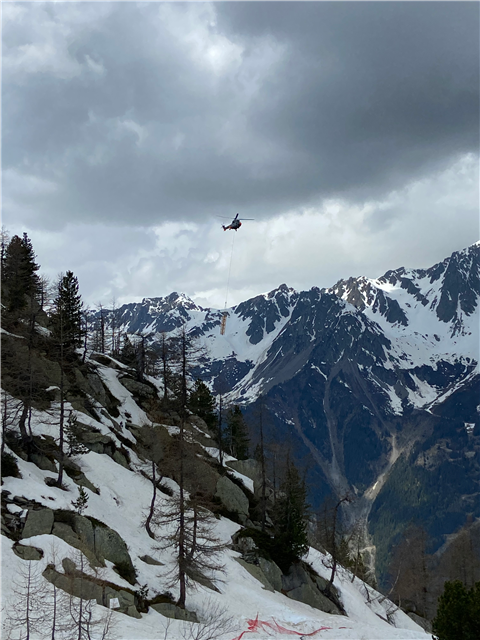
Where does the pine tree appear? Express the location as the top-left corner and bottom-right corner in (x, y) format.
(120, 333), (137, 366)
(225, 405), (250, 460)
(49, 271), (84, 487)
(71, 486), (89, 515)
(65, 412), (90, 457)
(188, 379), (217, 430)
(50, 271), (84, 359)
(1, 233), (40, 319)
(432, 580), (480, 640)
(272, 458), (310, 571)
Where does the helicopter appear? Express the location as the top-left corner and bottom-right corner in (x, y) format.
(218, 213), (255, 231)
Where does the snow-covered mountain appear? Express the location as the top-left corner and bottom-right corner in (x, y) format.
(106, 243), (480, 577)
(111, 243), (479, 408)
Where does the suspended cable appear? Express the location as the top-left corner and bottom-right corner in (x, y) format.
(224, 232), (236, 310)
(221, 233), (235, 335)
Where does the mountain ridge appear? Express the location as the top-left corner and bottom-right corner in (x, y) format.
(97, 243), (480, 581)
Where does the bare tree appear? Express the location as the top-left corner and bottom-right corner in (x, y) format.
(158, 332), (174, 403)
(135, 456), (167, 540)
(153, 487), (227, 608)
(164, 325), (206, 607)
(62, 551), (116, 640)
(317, 493), (353, 596)
(2, 560), (49, 640)
(180, 599), (237, 640)
(388, 524), (431, 617)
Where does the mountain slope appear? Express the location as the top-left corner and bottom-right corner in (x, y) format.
(101, 243), (480, 582)
(1, 348), (429, 639)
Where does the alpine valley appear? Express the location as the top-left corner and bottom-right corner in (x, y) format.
(107, 242), (480, 580)
(2, 241), (479, 640)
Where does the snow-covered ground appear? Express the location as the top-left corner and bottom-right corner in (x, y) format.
(1, 358), (429, 639)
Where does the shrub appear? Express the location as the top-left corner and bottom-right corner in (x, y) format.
(1, 451), (21, 479)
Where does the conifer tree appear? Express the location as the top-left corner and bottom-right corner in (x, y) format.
(120, 333), (137, 366)
(432, 580), (480, 640)
(188, 379), (217, 430)
(65, 412), (90, 457)
(225, 405), (250, 460)
(1, 233), (40, 320)
(49, 271), (84, 487)
(272, 458), (310, 570)
(71, 486), (89, 515)
(50, 271), (84, 359)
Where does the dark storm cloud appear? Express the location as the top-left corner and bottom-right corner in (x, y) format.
(3, 2), (479, 230)
(217, 2), (479, 193)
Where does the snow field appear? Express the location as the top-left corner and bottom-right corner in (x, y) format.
(2, 358), (430, 639)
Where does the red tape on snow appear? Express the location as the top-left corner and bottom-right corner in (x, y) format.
(231, 615), (349, 640)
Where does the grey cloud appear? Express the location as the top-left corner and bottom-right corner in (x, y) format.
(3, 2), (479, 231)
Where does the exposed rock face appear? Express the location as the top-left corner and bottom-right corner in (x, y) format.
(119, 376), (155, 398)
(51, 521), (100, 568)
(22, 508), (54, 538)
(139, 554), (163, 566)
(281, 563), (343, 615)
(407, 612), (433, 633)
(226, 459), (262, 493)
(185, 565), (220, 592)
(13, 543), (44, 561)
(22, 509), (137, 580)
(30, 452), (57, 473)
(150, 603), (199, 622)
(234, 557), (274, 592)
(258, 557), (283, 591)
(94, 525), (135, 577)
(42, 561), (141, 618)
(215, 476), (249, 521)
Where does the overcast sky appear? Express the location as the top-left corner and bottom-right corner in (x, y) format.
(3, 1), (479, 309)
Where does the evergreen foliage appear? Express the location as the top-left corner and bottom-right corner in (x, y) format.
(71, 486), (89, 515)
(1, 233), (40, 318)
(271, 459), (310, 571)
(225, 405), (250, 460)
(432, 580), (480, 640)
(188, 379), (217, 430)
(65, 412), (90, 456)
(1, 451), (21, 479)
(119, 333), (137, 367)
(50, 271), (84, 359)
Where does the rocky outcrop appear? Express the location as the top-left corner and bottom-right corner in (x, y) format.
(119, 376), (155, 399)
(226, 459), (262, 494)
(232, 530), (343, 615)
(20, 507), (136, 583)
(42, 558), (141, 618)
(94, 525), (135, 577)
(139, 554), (163, 566)
(407, 612), (432, 633)
(215, 476), (249, 522)
(13, 543), (44, 561)
(150, 602), (199, 622)
(234, 557), (275, 592)
(258, 557), (283, 591)
(282, 563), (343, 615)
(22, 508), (54, 539)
